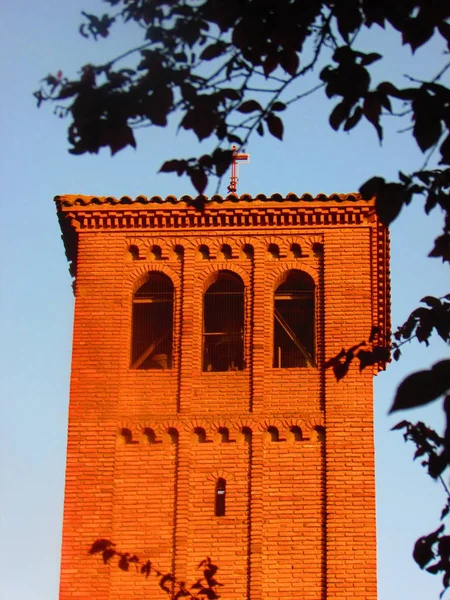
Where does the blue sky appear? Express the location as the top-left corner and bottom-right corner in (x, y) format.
(0, 2), (449, 599)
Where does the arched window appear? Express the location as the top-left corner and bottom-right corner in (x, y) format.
(131, 272), (174, 369)
(203, 271), (244, 372)
(215, 478), (226, 516)
(273, 270), (315, 368)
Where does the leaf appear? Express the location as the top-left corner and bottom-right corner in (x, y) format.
(190, 169), (208, 195)
(237, 100), (262, 113)
(429, 234), (450, 263)
(359, 176), (385, 200)
(221, 88), (241, 101)
(263, 53), (278, 77)
(375, 182), (410, 226)
(227, 134), (243, 144)
(413, 525), (444, 568)
(426, 562), (444, 575)
(199, 154), (214, 169)
(428, 452), (447, 479)
(200, 42), (227, 60)
(266, 113), (283, 140)
(344, 106), (363, 131)
(414, 107), (442, 153)
(361, 52), (382, 66)
(279, 49), (299, 76)
(390, 360), (450, 413)
(183, 107), (219, 141)
(391, 420), (409, 431)
(393, 348), (401, 361)
(440, 135), (450, 165)
(256, 122), (264, 136)
(272, 101), (286, 112)
(363, 94), (383, 141)
(212, 149), (233, 177)
(421, 296), (442, 309)
(160, 159), (183, 173)
(438, 21), (450, 50)
(109, 125), (136, 155)
(329, 100), (350, 131)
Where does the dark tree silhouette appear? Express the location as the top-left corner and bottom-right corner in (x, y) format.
(36, 0), (450, 593)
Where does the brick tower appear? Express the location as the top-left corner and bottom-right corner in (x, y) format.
(56, 192), (390, 600)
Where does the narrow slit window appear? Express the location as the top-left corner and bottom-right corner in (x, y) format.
(215, 478), (226, 517)
(273, 270), (315, 368)
(203, 271), (244, 372)
(131, 272), (174, 370)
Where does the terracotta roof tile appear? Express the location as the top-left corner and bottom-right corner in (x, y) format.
(55, 192), (366, 207)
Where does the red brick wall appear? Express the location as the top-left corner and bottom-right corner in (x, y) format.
(57, 196), (388, 600)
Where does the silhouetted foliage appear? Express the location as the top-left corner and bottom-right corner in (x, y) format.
(89, 540), (222, 600)
(37, 0), (450, 593)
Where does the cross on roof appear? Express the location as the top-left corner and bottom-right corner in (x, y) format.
(227, 145), (250, 194)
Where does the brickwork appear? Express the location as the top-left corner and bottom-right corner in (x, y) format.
(56, 193), (390, 600)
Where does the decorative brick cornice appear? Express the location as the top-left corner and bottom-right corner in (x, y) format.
(55, 193), (376, 272)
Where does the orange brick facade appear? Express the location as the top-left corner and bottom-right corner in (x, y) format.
(56, 192), (390, 600)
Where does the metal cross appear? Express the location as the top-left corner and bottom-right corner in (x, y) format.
(227, 145), (250, 194)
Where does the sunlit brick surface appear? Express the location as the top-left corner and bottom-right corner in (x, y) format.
(56, 194), (389, 600)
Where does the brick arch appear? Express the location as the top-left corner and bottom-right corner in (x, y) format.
(210, 419), (233, 433)
(137, 421), (161, 434)
(231, 418), (255, 433)
(124, 263), (181, 296)
(124, 237), (144, 261)
(166, 240), (186, 259)
(207, 470), (235, 482)
(191, 237), (214, 259)
(237, 237), (257, 259)
(303, 235), (324, 255)
(161, 427), (180, 444)
(264, 236), (288, 257)
(117, 422), (139, 445)
(158, 420), (182, 435)
(267, 263), (318, 290)
(257, 418), (284, 432)
(238, 236), (261, 250)
(282, 418), (307, 433)
(284, 236), (307, 257)
(139, 426), (159, 444)
(141, 237), (170, 256)
(302, 417), (326, 439)
(188, 419), (212, 435)
(197, 263), (251, 292)
(210, 236), (239, 258)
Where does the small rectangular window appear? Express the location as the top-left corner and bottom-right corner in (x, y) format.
(215, 479), (226, 516)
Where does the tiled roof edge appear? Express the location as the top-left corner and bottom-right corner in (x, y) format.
(54, 192), (368, 207)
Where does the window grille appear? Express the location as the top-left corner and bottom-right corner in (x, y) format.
(273, 270), (315, 368)
(203, 272), (244, 372)
(131, 272), (174, 369)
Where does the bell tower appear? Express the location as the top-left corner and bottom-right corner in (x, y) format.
(56, 192), (389, 600)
